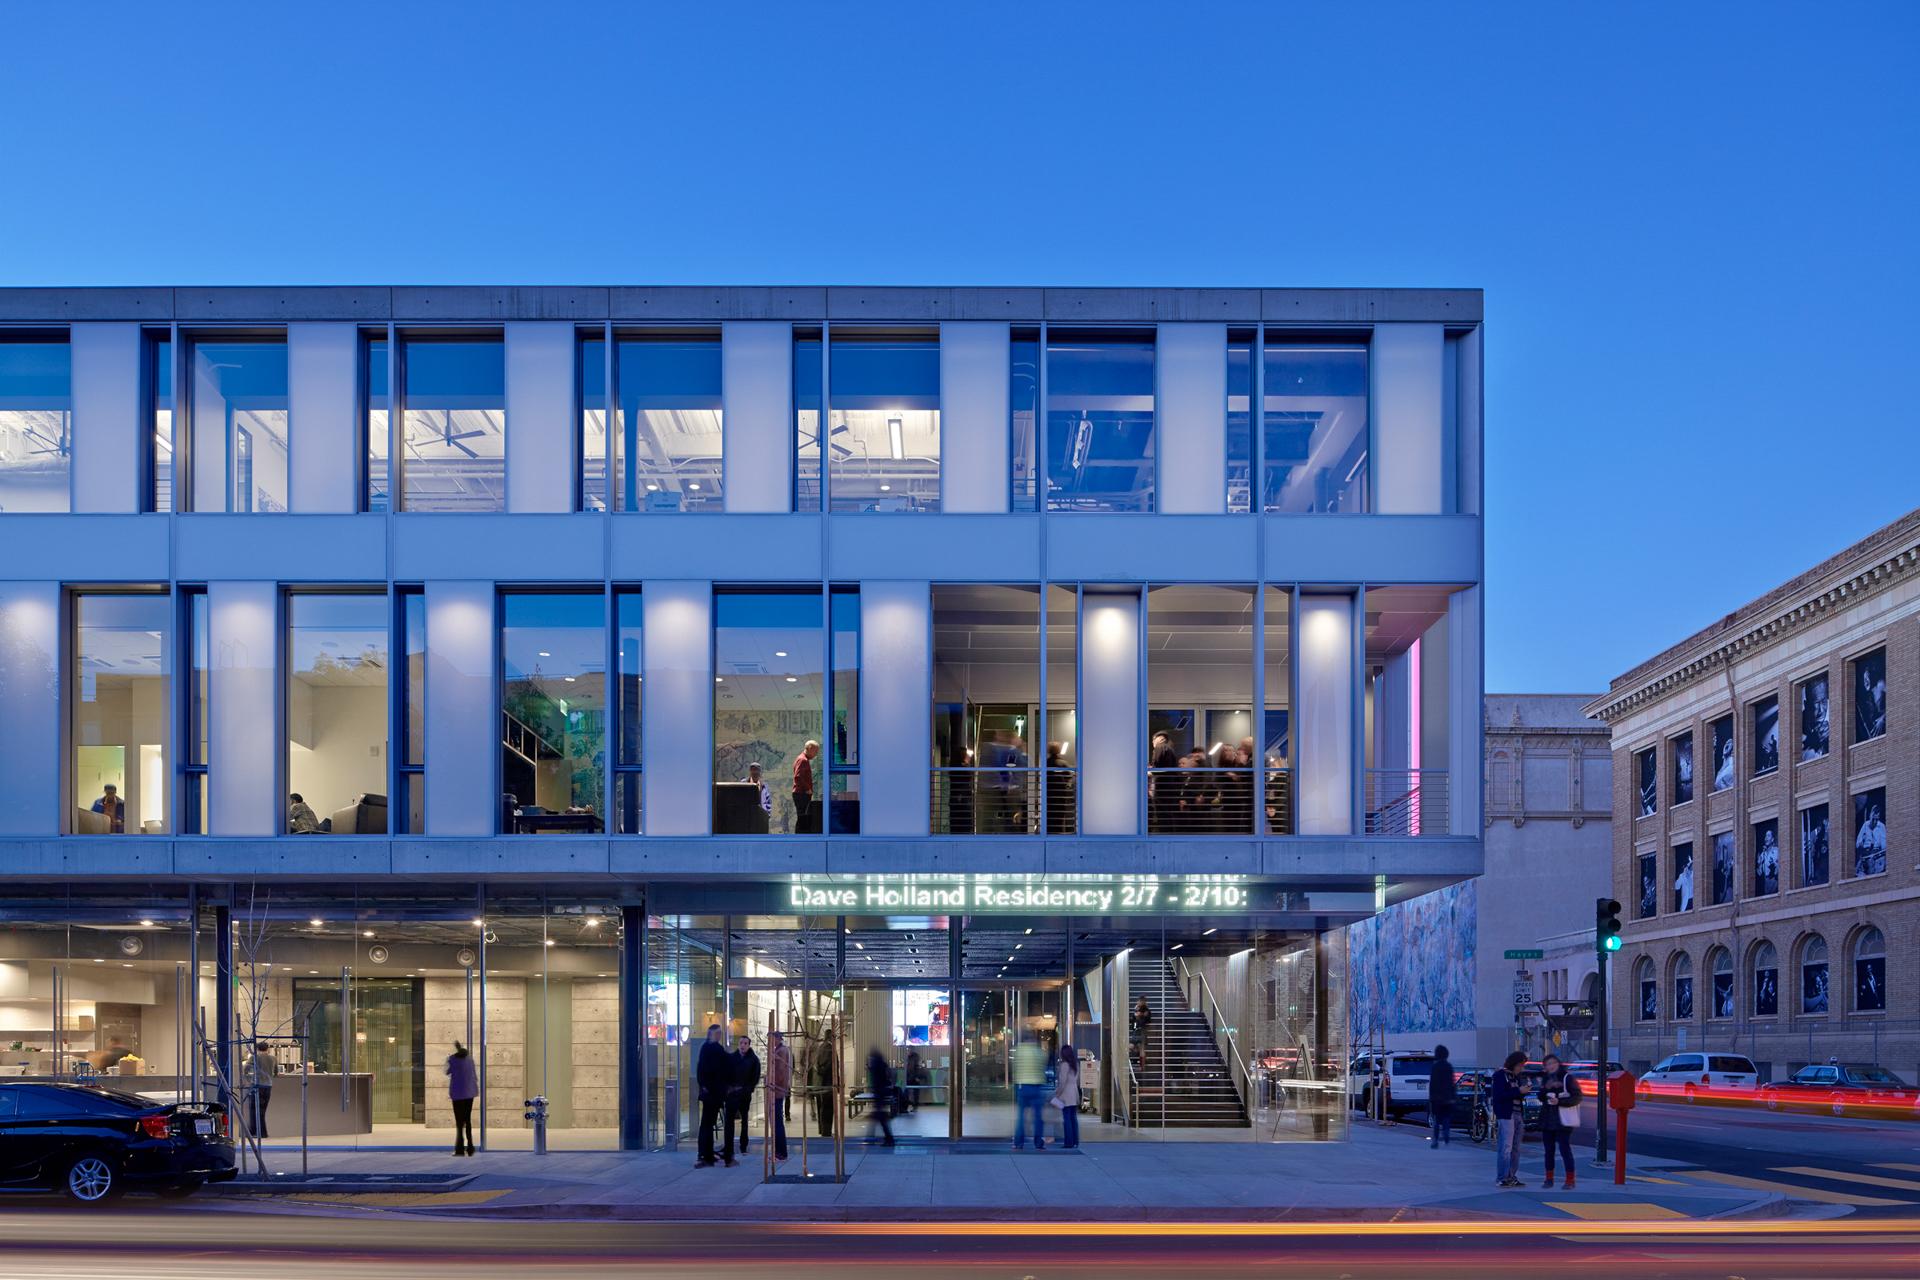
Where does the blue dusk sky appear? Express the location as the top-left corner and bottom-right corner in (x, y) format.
(6, 3), (1915, 694)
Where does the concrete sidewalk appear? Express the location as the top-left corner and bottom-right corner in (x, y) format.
(209, 1126), (1784, 1223)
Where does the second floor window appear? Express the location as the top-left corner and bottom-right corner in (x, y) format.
(583, 331), (723, 512)
(399, 335), (504, 512)
(1046, 330), (1155, 512)
(829, 330), (940, 512)
(187, 336), (289, 513)
(0, 333), (71, 513)
(1264, 343), (1368, 513)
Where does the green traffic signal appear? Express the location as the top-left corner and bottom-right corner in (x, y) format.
(1604, 934), (1622, 951)
(1595, 896), (1623, 951)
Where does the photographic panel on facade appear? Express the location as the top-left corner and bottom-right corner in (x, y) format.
(1147, 585), (1255, 836)
(828, 329), (939, 513)
(1799, 935), (1829, 1015)
(931, 584), (1042, 834)
(1634, 747), (1657, 816)
(1709, 947), (1734, 1019)
(1852, 786), (1887, 877)
(1852, 647), (1886, 743)
(1851, 927), (1885, 1013)
(1710, 830), (1735, 905)
(186, 334), (289, 514)
(1635, 956), (1656, 1021)
(0, 330), (72, 513)
(285, 592), (390, 835)
(1671, 952), (1693, 1021)
(713, 588), (824, 835)
(1750, 941), (1779, 1017)
(1709, 714), (1735, 791)
(500, 592), (607, 834)
(1671, 731), (1693, 805)
(1635, 851), (1657, 919)
(398, 333), (505, 512)
(363, 333), (391, 512)
(1797, 671), (1830, 762)
(1750, 695), (1779, 777)
(145, 331), (174, 513)
(1262, 341), (1368, 514)
(1751, 818), (1780, 897)
(70, 591), (172, 836)
(1045, 328), (1155, 512)
(1671, 841), (1694, 912)
(1798, 803), (1829, 888)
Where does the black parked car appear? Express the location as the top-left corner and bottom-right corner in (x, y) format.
(0, 1081), (236, 1202)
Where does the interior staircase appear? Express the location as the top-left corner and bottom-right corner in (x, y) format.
(1126, 959), (1249, 1129)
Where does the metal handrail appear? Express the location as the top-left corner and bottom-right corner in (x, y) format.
(928, 766), (1076, 835)
(1364, 768), (1450, 836)
(1146, 766), (1257, 835)
(1178, 957), (1254, 1114)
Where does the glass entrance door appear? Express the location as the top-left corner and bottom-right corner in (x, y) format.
(959, 988), (1009, 1136)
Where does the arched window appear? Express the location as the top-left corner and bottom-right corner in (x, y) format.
(1853, 928), (1886, 1012)
(1634, 956), (1657, 1022)
(1800, 935), (1830, 1015)
(1671, 952), (1695, 1020)
(1750, 941), (1779, 1017)
(1708, 947), (1734, 1018)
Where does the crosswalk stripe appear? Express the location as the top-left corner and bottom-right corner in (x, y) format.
(1775, 1165), (1920, 1193)
(1874, 1162), (1920, 1174)
(1546, 1201), (1685, 1221)
(1678, 1168), (1907, 1206)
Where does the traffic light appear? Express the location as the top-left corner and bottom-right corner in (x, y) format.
(1596, 897), (1623, 951)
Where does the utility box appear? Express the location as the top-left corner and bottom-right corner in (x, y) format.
(1607, 1069), (1637, 1112)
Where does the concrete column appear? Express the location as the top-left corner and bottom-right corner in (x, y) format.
(721, 322), (791, 513)
(425, 581), (496, 836)
(1155, 323), (1227, 514)
(0, 584), (61, 834)
(505, 323), (576, 513)
(1454, 327), (1482, 516)
(208, 582), (279, 836)
(1371, 323), (1446, 514)
(69, 323), (142, 513)
(1448, 586), (1483, 835)
(1080, 590), (1141, 835)
(288, 323), (361, 513)
(1297, 593), (1354, 835)
(857, 582), (930, 835)
(939, 323), (1010, 514)
(642, 582), (713, 836)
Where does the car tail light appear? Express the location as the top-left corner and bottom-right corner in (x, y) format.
(219, 1109), (230, 1138)
(1701, 1074), (1711, 1085)
(138, 1114), (172, 1140)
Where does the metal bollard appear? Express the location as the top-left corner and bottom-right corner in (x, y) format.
(524, 1095), (549, 1156)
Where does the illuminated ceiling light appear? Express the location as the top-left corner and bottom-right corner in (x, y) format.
(363, 930), (375, 938)
(1202, 928), (1217, 936)
(1015, 943), (1023, 950)
(308, 970), (319, 975)
(139, 919), (154, 927)
(309, 918), (324, 929)
(645, 483), (659, 492)
(775, 651), (788, 658)
(1024, 928), (1033, 935)
(545, 939), (556, 947)
(785, 676), (797, 683)
(538, 651), (551, 658)
(1171, 942), (1183, 951)
(584, 918), (601, 928)
(473, 919), (485, 928)
(564, 676), (576, 682)
(878, 484), (891, 492)
(887, 416), (904, 460)
(92, 958), (104, 964)
(715, 676), (724, 683)
(687, 482), (701, 491)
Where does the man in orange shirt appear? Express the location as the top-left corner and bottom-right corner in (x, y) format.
(791, 740), (820, 833)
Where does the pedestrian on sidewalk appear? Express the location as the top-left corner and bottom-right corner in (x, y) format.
(1011, 1031), (1048, 1150)
(1051, 1040), (1081, 1149)
(1536, 1053), (1581, 1189)
(1426, 1044), (1457, 1148)
(864, 1048), (896, 1146)
(1490, 1050), (1525, 1187)
(695, 1024), (733, 1167)
(766, 1030), (792, 1161)
(445, 1041), (477, 1157)
(728, 1034), (761, 1157)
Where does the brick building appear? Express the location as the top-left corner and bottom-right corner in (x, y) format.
(1587, 508), (1918, 1082)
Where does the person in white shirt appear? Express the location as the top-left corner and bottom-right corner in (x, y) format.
(744, 763), (772, 816)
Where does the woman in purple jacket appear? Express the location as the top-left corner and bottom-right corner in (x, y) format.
(446, 1041), (479, 1156)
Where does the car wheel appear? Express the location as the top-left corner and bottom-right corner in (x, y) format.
(1683, 1084), (1698, 1104)
(1358, 1087), (1372, 1115)
(1764, 1095), (1780, 1111)
(1830, 1100), (1846, 1118)
(63, 1154), (118, 1203)
(156, 1180), (204, 1199)
(1469, 1110), (1489, 1144)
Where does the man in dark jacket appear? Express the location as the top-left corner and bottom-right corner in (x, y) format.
(727, 1034), (762, 1158)
(1489, 1050), (1526, 1186)
(1426, 1044), (1458, 1147)
(695, 1024), (732, 1167)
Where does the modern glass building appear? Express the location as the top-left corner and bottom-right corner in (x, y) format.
(0, 285), (1484, 1154)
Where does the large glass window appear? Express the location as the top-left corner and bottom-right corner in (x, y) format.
(187, 336), (288, 513)
(1262, 343), (1367, 513)
(147, 334), (174, 513)
(585, 331), (724, 513)
(1010, 328), (1039, 512)
(931, 584), (1041, 834)
(713, 589), (822, 835)
(71, 593), (171, 835)
(829, 585), (861, 832)
(614, 589), (643, 833)
(501, 593), (606, 833)
(0, 334), (71, 514)
(1226, 330), (1253, 514)
(828, 331), (939, 512)
(1363, 586), (1461, 836)
(400, 335), (505, 512)
(183, 589), (208, 834)
(1045, 585), (1078, 833)
(793, 329), (822, 512)
(1045, 330), (1155, 512)
(364, 335), (391, 512)
(397, 588), (425, 833)
(286, 594), (390, 834)
(1147, 585), (1254, 835)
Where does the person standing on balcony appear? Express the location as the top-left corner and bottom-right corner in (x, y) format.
(791, 741), (820, 834)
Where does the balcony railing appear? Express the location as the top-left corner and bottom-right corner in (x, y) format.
(1148, 767), (1256, 835)
(929, 767), (1076, 835)
(1364, 768), (1450, 836)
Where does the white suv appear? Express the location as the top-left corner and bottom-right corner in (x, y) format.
(1348, 1051), (1439, 1117)
(1638, 1052), (1759, 1102)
